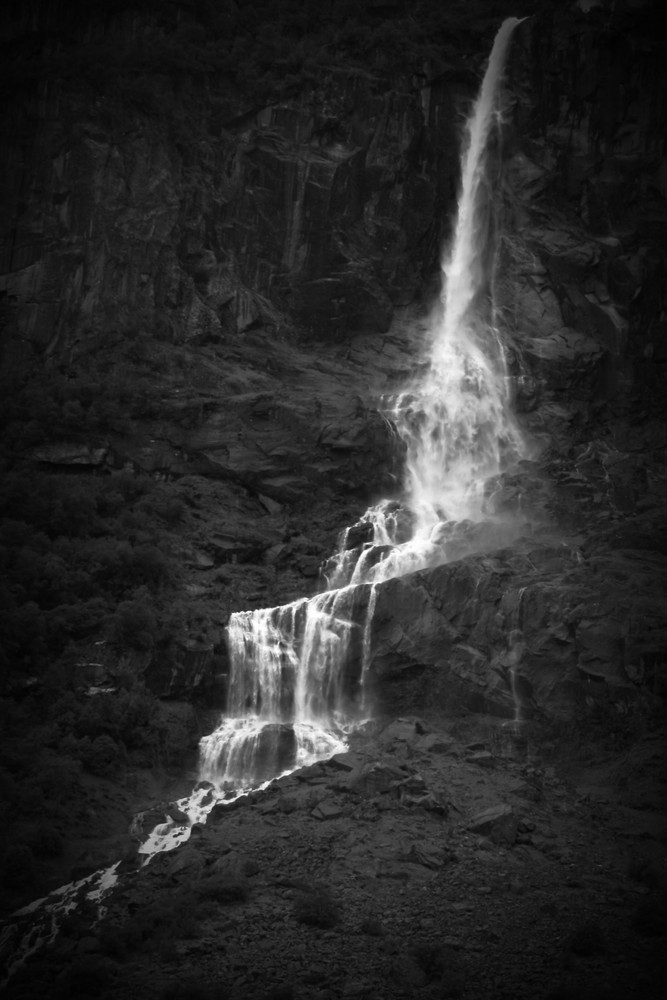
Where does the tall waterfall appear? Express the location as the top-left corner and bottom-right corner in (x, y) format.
(200, 18), (527, 789)
(393, 16), (525, 534)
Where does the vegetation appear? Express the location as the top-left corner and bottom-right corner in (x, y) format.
(0, 328), (218, 909)
(0, 0), (565, 924)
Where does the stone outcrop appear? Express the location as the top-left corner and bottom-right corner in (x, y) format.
(7, 714), (666, 999)
(365, 532), (667, 719)
(496, 2), (667, 450)
(0, 0), (666, 718)
(0, 3), (472, 366)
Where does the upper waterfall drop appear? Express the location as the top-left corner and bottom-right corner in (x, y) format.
(199, 17), (528, 792)
(440, 17), (526, 354)
(391, 16), (527, 538)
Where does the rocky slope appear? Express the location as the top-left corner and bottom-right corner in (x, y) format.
(1, 0), (665, 712)
(0, 0), (666, 974)
(4, 714), (666, 999)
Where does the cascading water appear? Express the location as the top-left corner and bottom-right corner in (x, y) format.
(0, 21), (531, 989)
(199, 592), (355, 786)
(200, 17), (528, 791)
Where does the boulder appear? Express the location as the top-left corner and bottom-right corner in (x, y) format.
(466, 804), (518, 846)
(349, 761), (407, 797)
(165, 804), (190, 826)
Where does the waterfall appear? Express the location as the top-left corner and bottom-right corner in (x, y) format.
(390, 16), (526, 539)
(200, 18), (527, 790)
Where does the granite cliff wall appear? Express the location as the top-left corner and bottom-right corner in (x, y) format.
(0, 0), (481, 368)
(0, 0), (665, 718)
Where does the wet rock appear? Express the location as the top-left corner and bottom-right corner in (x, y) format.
(165, 804), (190, 826)
(344, 521), (375, 549)
(229, 723), (298, 785)
(194, 781), (215, 792)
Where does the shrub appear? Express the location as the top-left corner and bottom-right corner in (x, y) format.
(28, 750), (82, 808)
(1, 844), (36, 889)
(78, 734), (125, 778)
(109, 592), (158, 651)
(25, 822), (64, 859)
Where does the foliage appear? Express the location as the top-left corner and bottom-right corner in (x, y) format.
(23, 822), (64, 859)
(76, 733), (126, 778)
(0, 461), (182, 686)
(0, 322), (224, 912)
(108, 591), (160, 651)
(1, 844), (36, 889)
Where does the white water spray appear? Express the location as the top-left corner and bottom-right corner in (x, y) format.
(200, 17), (527, 789)
(1, 24), (531, 989)
(391, 16), (525, 537)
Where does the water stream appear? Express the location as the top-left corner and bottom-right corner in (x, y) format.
(200, 16), (528, 792)
(1, 18), (528, 984)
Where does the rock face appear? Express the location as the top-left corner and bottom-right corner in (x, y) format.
(498, 3), (667, 450)
(0, 3), (471, 365)
(0, 0), (665, 721)
(365, 532), (667, 720)
(8, 715), (666, 1000)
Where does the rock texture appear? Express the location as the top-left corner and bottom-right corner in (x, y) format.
(0, 0), (667, 1000)
(362, 523), (667, 719)
(0, 2), (472, 364)
(1, 0), (665, 718)
(0, 2), (667, 950)
(5, 716), (666, 999)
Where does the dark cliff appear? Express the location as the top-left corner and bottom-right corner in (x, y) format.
(0, 0), (666, 911)
(1, 0), (665, 698)
(0, 0), (485, 360)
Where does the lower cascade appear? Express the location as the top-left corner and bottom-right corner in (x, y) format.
(200, 16), (529, 791)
